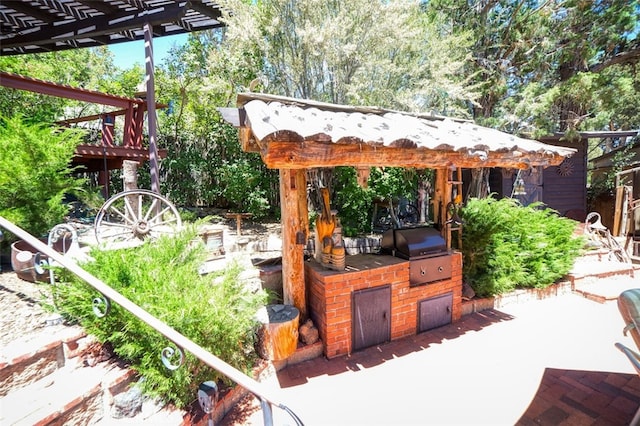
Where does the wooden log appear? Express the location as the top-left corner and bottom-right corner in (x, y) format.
(256, 304), (300, 361)
(259, 140), (565, 170)
(279, 169), (307, 319)
(434, 168), (447, 229)
(123, 160), (139, 218)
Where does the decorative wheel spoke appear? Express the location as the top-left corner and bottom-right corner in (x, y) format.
(143, 199), (159, 222)
(95, 190), (182, 248)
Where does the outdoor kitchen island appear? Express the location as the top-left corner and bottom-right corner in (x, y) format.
(306, 250), (463, 359)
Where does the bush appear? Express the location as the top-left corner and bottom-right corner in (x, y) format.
(0, 115), (84, 243)
(332, 167), (374, 236)
(52, 226), (268, 408)
(330, 166), (426, 236)
(460, 197), (583, 297)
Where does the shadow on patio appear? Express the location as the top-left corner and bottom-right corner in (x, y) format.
(278, 309), (516, 387)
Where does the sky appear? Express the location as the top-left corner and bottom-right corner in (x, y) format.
(108, 33), (189, 69)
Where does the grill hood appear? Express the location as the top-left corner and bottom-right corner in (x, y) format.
(381, 227), (446, 259)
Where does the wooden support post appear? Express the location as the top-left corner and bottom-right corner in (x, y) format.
(123, 160), (139, 218)
(433, 168), (448, 230)
(279, 168), (308, 320)
(225, 212), (252, 236)
(98, 170), (110, 199)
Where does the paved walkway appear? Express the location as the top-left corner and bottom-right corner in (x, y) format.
(222, 289), (640, 425)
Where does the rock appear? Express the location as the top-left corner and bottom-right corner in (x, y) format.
(462, 282), (476, 300)
(112, 383), (144, 419)
(299, 319), (319, 345)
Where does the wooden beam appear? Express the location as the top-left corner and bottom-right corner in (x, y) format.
(259, 141), (565, 170)
(279, 169), (308, 319)
(239, 128), (260, 153)
(3, 2), (189, 49)
(0, 72), (142, 109)
(73, 145), (167, 160)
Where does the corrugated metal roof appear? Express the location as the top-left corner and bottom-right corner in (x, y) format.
(236, 94), (576, 167)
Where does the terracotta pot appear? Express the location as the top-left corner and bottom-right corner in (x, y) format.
(10, 239), (50, 282)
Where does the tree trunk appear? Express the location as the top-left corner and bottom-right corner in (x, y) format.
(122, 160), (138, 192)
(256, 304), (300, 361)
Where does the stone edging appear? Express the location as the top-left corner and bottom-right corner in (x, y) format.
(461, 280), (574, 316)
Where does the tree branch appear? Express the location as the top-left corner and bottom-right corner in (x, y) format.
(589, 46), (640, 73)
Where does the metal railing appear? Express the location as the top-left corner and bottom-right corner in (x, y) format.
(0, 216), (303, 426)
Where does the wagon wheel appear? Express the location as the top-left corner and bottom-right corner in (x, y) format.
(94, 190), (182, 249)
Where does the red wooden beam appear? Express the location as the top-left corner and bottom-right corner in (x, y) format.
(0, 72), (143, 109)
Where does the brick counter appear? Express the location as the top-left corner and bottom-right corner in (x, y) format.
(306, 252), (462, 359)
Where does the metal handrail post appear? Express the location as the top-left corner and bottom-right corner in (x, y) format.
(260, 398), (274, 426)
(0, 216), (302, 425)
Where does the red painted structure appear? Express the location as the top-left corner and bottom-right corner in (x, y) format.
(0, 71), (167, 194)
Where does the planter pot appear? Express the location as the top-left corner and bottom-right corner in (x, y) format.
(10, 239), (50, 283)
(10, 235), (75, 283)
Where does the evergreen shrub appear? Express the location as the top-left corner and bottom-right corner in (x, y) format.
(0, 115), (84, 243)
(52, 226), (268, 408)
(461, 197), (583, 297)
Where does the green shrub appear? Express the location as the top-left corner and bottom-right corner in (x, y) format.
(0, 115), (84, 243)
(332, 167), (374, 236)
(220, 160), (272, 219)
(461, 197), (583, 297)
(52, 226), (268, 408)
(330, 166), (427, 236)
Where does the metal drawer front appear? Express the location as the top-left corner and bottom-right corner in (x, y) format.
(410, 254), (452, 286)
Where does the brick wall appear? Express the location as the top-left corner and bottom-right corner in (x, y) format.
(306, 252), (462, 359)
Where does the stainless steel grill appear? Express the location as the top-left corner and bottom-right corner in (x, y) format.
(381, 227), (452, 286)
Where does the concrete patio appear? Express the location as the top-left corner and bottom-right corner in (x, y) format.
(221, 284), (640, 425)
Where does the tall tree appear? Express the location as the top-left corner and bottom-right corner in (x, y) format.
(548, 0), (639, 133)
(216, 0), (478, 115)
(430, 0), (640, 136)
(155, 34), (279, 213)
(429, 0), (558, 124)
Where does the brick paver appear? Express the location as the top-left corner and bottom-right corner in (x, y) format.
(222, 292), (640, 425)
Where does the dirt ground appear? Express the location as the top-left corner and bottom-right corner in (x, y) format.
(0, 269), (58, 347)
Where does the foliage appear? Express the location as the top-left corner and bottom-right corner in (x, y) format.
(219, 160), (273, 219)
(430, 0), (640, 136)
(331, 167), (374, 236)
(52, 226), (269, 408)
(460, 197), (583, 297)
(217, 0), (477, 114)
(0, 115), (84, 243)
(323, 167), (427, 237)
(155, 36), (279, 215)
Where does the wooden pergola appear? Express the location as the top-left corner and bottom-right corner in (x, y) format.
(222, 93), (577, 319)
(0, 0), (225, 194)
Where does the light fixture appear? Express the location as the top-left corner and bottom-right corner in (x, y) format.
(511, 169), (527, 197)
